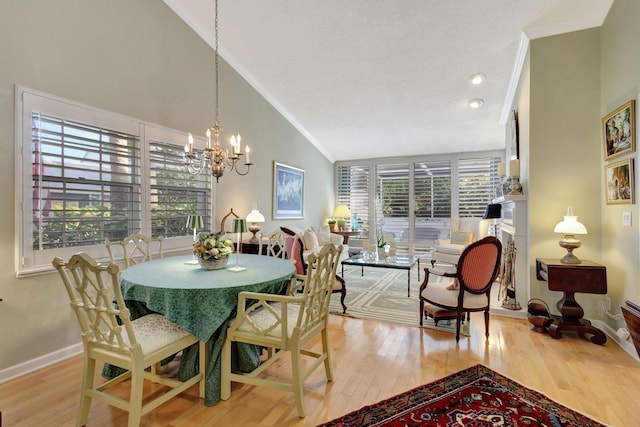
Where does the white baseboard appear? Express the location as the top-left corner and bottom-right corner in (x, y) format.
(0, 343), (83, 384)
(592, 320), (640, 363)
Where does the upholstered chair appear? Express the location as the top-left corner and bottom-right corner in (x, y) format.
(430, 218), (489, 267)
(419, 236), (502, 342)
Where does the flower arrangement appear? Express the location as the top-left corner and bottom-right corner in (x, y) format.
(193, 231), (234, 260)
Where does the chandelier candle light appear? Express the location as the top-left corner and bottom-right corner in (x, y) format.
(185, 214), (204, 265)
(184, 0), (252, 182)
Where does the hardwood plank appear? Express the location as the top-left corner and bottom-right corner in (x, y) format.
(0, 313), (638, 426)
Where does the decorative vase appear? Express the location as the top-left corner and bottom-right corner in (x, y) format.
(198, 256), (229, 270)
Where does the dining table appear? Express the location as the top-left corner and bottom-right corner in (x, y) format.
(102, 254), (296, 406)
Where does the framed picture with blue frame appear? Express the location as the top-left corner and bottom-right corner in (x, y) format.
(273, 161), (304, 219)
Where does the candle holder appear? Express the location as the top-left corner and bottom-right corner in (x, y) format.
(508, 177), (522, 195)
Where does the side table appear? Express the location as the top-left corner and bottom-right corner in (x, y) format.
(535, 258), (607, 345)
(333, 231), (360, 244)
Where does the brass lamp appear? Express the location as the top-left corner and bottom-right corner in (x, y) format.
(245, 208), (265, 244)
(553, 207), (588, 264)
(333, 204), (352, 231)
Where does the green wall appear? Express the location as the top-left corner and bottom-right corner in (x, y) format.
(527, 0), (640, 329)
(0, 0), (332, 373)
(600, 0), (640, 316)
(528, 28), (603, 316)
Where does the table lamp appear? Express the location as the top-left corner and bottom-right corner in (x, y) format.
(553, 207), (587, 264)
(185, 214), (204, 265)
(482, 203), (501, 236)
(333, 204), (352, 231)
(246, 207), (265, 244)
(229, 218), (247, 272)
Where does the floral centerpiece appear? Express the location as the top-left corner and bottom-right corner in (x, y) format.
(194, 231), (234, 269)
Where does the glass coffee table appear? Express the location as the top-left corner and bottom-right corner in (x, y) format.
(341, 254), (421, 297)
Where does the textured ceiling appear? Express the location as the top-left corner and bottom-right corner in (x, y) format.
(164, 0), (612, 162)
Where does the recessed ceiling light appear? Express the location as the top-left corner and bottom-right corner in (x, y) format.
(468, 99), (484, 109)
(469, 73), (486, 85)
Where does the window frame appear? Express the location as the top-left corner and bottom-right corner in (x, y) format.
(15, 86), (211, 277)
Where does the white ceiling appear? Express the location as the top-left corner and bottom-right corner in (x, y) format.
(164, 0), (612, 162)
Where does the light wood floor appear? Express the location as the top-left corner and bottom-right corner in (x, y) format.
(1, 313), (638, 426)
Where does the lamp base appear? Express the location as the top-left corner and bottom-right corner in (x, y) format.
(184, 259), (199, 265)
(228, 266), (246, 272)
(559, 238), (582, 264)
(560, 251), (582, 264)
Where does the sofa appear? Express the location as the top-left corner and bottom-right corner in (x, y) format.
(280, 225), (349, 265)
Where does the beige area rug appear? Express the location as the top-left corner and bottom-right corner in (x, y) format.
(330, 265), (470, 336)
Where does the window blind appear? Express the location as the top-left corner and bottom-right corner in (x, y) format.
(32, 113), (141, 250)
(149, 139), (211, 238)
(336, 164), (370, 236)
(457, 156), (501, 217)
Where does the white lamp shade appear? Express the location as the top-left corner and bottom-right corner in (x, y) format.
(246, 209), (265, 223)
(333, 204), (351, 218)
(554, 207), (587, 235)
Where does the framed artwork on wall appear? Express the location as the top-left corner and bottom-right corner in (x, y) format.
(602, 100), (635, 161)
(605, 158), (634, 205)
(507, 109), (519, 160)
(273, 161), (304, 219)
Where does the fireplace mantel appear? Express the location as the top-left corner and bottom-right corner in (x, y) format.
(492, 195), (528, 318)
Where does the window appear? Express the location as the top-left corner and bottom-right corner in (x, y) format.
(148, 129), (211, 239)
(457, 156), (501, 217)
(336, 164), (370, 236)
(16, 87), (211, 276)
(335, 152), (502, 258)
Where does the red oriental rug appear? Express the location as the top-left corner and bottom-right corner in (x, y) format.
(318, 364), (604, 427)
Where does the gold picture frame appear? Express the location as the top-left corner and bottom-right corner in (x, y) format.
(602, 100), (635, 161)
(605, 158), (634, 205)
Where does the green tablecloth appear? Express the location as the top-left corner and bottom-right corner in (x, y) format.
(103, 254), (295, 406)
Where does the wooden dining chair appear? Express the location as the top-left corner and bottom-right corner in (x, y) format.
(105, 233), (164, 268)
(221, 244), (342, 417)
(52, 253), (205, 427)
(259, 229), (288, 259)
(283, 230), (347, 313)
(419, 236), (502, 342)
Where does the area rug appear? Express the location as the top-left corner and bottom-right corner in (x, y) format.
(317, 364), (604, 427)
(330, 266), (469, 336)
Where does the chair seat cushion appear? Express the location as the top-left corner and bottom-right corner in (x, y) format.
(127, 314), (191, 354)
(237, 303), (301, 339)
(420, 276), (488, 309)
(434, 243), (465, 255)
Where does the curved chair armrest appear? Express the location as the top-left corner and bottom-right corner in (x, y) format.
(426, 268), (456, 277)
(420, 267), (458, 293)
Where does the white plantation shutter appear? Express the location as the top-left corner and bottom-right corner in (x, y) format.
(149, 139), (211, 238)
(336, 164), (370, 237)
(458, 156), (501, 217)
(31, 113), (141, 250)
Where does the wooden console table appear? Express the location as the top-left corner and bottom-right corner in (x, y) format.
(535, 258), (607, 345)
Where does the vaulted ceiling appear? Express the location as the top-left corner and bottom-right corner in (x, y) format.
(164, 0), (613, 162)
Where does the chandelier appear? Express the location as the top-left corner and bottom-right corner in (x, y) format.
(184, 0), (252, 182)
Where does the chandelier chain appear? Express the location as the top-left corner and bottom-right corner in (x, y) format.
(214, 0), (219, 126)
(183, 0), (252, 182)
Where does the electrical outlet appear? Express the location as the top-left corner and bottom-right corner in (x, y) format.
(623, 211), (632, 227)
